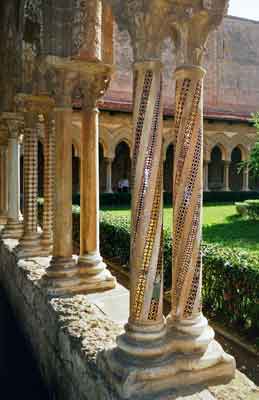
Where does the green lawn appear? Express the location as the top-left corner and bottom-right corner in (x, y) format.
(101, 203), (259, 255)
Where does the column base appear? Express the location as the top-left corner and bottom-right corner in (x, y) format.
(98, 340), (235, 399)
(1, 220), (23, 239)
(76, 252), (116, 293)
(42, 256), (81, 296)
(0, 214), (8, 225)
(40, 236), (53, 256)
(15, 232), (48, 259)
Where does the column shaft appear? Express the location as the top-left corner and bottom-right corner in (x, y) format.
(52, 109), (73, 259)
(1, 133), (23, 238)
(171, 65), (207, 333)
(77, 105), (115, 290)
(44, 108), (78, 295)
(203, 161), (209, 192)
(242, 165), (250, 191)
(41, 115), (55, 252)
(118, 61), (165, 355)
(105, 158), (113, 193)
(223, 161), (230, 191)
(0, 146), (7, 221)
(17, 116), (42, 257)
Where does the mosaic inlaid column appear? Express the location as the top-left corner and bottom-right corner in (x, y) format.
(242, 165), (250, 191)
(44, 107), (78, 295)
(223, 161), (230, 191)
(77, 72), (116, 291)
(1, 115), (23, 239)
(170, 66), (209, 339)
(41, 113), (55, 253)
(0, 145), (8, 224)
(117, 60), (165, 356)
(17, 113), (42, 258)
(105, 157), (113, 193)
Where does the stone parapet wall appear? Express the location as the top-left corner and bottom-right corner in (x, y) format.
(0, 239), (258, 400)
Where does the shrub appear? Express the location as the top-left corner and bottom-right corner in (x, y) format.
(100, 212), (259, 335)
(246, 199), (259, 220)
(38, 199), (259, 336)
(235, 202), (248, 217)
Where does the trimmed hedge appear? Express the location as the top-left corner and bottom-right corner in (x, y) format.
(71, 191), (259, 208)
(100, 213), (259, 336)
(38, 200), (259, 337)
(235, 199), (259, 220)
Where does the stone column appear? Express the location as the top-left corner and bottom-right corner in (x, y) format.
(0, 144), (8, 224)
(98, 2), (169, 396)
(41, 112), (55, 253)
(123, 60), (165, 348)
(77, 66), (116, 291)
(166, 1), (234, 391)
(223, 161), (231, 191)
(170, 65), (209, 337)
(105, 157), (113, 193)
(1, 114), (23, 239)
(203, 160), (209, 192)
(16, 113), (42, 258)
(43, 106), (78, 295)
(242, 165), (250, 191)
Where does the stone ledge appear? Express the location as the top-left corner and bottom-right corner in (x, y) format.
(0, 238), (258, 400)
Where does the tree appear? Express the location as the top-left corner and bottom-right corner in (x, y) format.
(239, 112), (259, 177)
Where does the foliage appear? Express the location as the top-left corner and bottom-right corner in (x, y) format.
(239, 112), (259, 177)
(72, 191), (259, 209)
(235, 202), (248, 217)
(38, 199), (259, 336)
(235, 199), (259, 220)
(99, 212), (259, 335)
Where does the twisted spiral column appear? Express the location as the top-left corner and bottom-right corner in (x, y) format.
(41, 114), (55, 253)
(17, 115), (42, 257)
(169, 65), (212, 340)
(118, 61), (165, 357)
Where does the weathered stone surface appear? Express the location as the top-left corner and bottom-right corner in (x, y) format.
(0, 239), (258, 400)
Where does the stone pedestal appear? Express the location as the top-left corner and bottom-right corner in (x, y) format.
(1, 114), (23, 239)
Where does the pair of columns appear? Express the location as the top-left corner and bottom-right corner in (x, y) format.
(42, 64), (116, 295)
(98, 1), (235, 397)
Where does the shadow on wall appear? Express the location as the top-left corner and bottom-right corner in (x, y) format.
(0, 287), (51, 400)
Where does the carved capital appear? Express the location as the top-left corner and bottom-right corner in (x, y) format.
(1, 112), (24, 140)
(169, 0), (229, 66)
(79, 62), (112, 109)
(104, 0), (172, 61)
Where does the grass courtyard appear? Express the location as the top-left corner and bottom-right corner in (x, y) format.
(101, 203), (259, 256)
